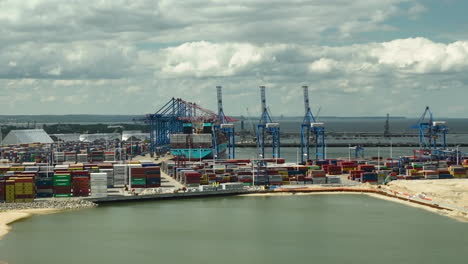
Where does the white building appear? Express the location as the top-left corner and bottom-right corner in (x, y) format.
(2, 129), (54, 145)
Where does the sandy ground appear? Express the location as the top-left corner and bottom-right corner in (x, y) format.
(384, 179), (468, 209)
(0, 208), (62, 240)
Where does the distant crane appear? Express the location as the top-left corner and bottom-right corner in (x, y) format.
(349, 145), (365, 159)
(384, 113), (390, 138)
(256, 86), (280, 158)
(213, 86), (235, 159)
(411, 106), (448, 158)
(300, 85), (325, 162)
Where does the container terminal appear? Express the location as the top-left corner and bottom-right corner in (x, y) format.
(0, 86), (467, 211)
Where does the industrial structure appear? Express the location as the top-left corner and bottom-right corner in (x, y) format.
(145, 91), (236, 158)
(411, 106), (448, 158)
(300, 86), (325, 162)
(2, 129), (54, 145)
(214, 86), (235, 159)
(256, 86), (280, 159)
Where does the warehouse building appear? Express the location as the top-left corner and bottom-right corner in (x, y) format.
(2, 129), (54, 145)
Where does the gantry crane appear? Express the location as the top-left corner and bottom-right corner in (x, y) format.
(213, 86), (235, 159)
(256, 86), (280, 158)
(300, 85), (325, 162)
(411, 106), (448, 158)
(144, 97), (236, 157)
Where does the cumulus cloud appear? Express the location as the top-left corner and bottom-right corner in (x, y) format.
(159, 42), (286, 77)
(0, 0), (467, 117)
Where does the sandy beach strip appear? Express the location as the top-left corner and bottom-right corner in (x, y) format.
(0, 208), (63, 240)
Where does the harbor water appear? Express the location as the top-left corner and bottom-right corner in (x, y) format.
(1, 195), (468, 264)
(235, 146), (468, 162)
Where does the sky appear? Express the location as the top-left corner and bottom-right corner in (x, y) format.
(0, 0), (468, 118)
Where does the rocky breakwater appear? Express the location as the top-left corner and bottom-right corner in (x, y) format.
(0, 198), (97, 212)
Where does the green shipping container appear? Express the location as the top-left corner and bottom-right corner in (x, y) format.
(54, 182), (71, 187)
(54, 176), (71, 180)
(131, 178), (146, 185)
(54, 178), (71, 183)
(54, 194), (71, 198)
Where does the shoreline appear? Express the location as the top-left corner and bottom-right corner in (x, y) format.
(0, 208), (63, 240)
(1, 185), (466, 241)
(240, 190), (468, 223)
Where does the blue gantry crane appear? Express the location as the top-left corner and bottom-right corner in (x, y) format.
(256, 86), (280, 158)
(213, 86), (235, 159)
(145, 96), (237, 158)
(411, 106), (448, 158)
(300, 85), (325, 162)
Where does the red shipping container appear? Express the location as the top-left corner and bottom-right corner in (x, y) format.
(54, 186), (71, 194)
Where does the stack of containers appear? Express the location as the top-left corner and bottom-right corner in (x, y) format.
(65, 152), (76, 163)
(438, 168), (453, 179)
(237, 171), (253, 185)
(145, 166), (161, 188)
(277, 168), (289, 184)
(220, 182), (244, 190)
(268, 175), (283, 185)
(53, 173), (72, 197)
(99, 168), (114, 187)
(326, 165), (342, 175)
(361, 172), (378, 184)
(90, 151), (104, 163)
(71, 170), (90, 197)
(253, 173), (267, 185)
(449, 166), (466, 178)
(77, 153), (88, 163)
(309, 170), (326, 184)
(338, 161), (357, 173)
(0, 179), (5, 202)
(12, 177), (35, 202)
(113, 164), (127, 186)
(90, 173), (107, 197)
(423, 170), (439, 179)
(35, 177), (54, 198)
(104, 151), (115, 161)
(72, 177), (90, 197)
(130, 167), (147, 188)
(358, 164), (375, 172)
(5, 180), (15, 203)
(181, 171), (201, 186)
(54, 152), (65, 163)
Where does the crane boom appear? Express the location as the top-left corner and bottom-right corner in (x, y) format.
(303, 85), (310, 116)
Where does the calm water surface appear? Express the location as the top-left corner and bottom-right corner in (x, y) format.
(1, 195), (468, 264)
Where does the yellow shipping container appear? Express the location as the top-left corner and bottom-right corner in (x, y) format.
(15, 199), (24, 203)
(24, 184), (34, 195)
(15, 183), (24, 195)
(23, 198), (34, 203)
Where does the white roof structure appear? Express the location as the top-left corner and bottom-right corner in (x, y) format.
(122, 130), (150, 141)
(2, 129), (54, 145)
(79, 133), (120, 142)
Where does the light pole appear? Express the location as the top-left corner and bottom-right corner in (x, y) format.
(390, 138), (393, 160)
(456, 145), (460, 165)
(348, 144), (351, 161)
(377, 146), (381, 172)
